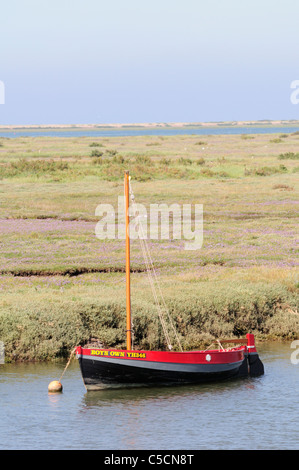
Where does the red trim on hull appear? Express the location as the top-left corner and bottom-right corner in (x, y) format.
(76, 346), (246, 365)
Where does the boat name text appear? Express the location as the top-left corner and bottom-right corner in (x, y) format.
(90, 349), (146, 359)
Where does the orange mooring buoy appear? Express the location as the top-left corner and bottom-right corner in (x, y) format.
(48, 380), (63, 393)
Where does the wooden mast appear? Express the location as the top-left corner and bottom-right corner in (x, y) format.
(124, 171), (132, 350)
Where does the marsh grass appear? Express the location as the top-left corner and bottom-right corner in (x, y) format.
(278, 152), (299, 160)
(0, 158), (69, 178)
(1, 131), (298, 182)
(0, 273), (298, 361)
(245, 165), (288, 176)
(0, 131), (298, 360)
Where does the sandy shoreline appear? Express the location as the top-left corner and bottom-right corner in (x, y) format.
(1, 120), (299, 130)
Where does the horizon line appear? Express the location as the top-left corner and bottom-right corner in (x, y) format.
(1, 119), (299, 129)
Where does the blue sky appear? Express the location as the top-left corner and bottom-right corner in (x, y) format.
(0, 0), (299, 125)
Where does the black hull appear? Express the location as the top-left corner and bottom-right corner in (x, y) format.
(78, 355), (248, 390)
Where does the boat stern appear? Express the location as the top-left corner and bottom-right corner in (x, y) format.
(246, 333), (264, 377)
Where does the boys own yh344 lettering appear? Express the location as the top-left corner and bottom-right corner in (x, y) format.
(91, 349), (146, 359)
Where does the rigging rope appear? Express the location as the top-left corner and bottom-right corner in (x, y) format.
(128, 178), (183, 352)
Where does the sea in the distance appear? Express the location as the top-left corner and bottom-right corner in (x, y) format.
(1, 124), (299, 138)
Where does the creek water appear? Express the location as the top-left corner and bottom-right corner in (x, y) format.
(0, 342), (298, 450)
(1, 125), (299, 139)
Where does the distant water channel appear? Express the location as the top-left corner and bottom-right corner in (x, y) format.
(0, 342), (298, 450)
(1, 125), (299, 138)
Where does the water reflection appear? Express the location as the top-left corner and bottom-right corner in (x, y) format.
(82, 375), (258, 409)
(1, 342), (298, 450)
(48, 392), (64, 408)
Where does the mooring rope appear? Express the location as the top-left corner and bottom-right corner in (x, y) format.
(58, 347), (77, 383)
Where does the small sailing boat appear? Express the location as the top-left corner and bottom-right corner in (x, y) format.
(76, 171), (264, 390)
